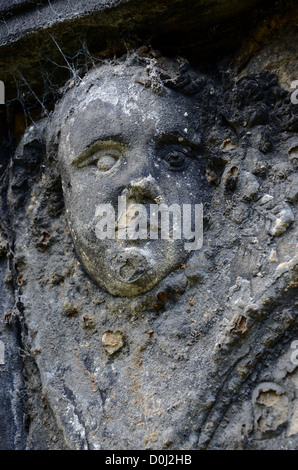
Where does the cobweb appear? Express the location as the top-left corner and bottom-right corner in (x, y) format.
(7, 36), (104, 130)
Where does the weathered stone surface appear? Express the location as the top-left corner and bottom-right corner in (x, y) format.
(1, 0), (296, 104)
(102, 331), (124, 355)
(0, 0), (298, 452)
(0, 255), (27, 450)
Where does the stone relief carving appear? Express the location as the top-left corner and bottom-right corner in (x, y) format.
(47, 58), (209, 297)
(0, 2), (297, 451)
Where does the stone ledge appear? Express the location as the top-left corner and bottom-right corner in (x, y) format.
(0, 0), (296, 105)
(0, 0), (130, 45)
(0, 0), (36, 14)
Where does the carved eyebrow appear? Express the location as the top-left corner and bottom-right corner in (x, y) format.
(72, 138), (127, 167)
(153, 131), (201, 150)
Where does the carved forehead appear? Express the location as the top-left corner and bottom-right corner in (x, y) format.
(63, 72), (173, 125)
(54, 61), (195, 123)
(46, 58), (203, 161)
(50, 62), (201, 157)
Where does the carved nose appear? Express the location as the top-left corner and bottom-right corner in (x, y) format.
(122, 176), (163, 204)
(115, 177), (163, 236)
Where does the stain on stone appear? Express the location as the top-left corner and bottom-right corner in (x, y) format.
(102, 330), (124, 355)
(253, 383), (289, 438)
(1, 0), (298, 452)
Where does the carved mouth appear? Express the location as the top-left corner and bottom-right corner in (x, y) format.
(108, 249), (150, 283)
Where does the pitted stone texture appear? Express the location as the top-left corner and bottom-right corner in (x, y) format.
(3, 48), (297, 449)
(0, 0), (298, 452)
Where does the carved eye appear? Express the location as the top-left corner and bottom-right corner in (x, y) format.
(163, 151), (186, 171)
(95, 151), (120, 172)
(78, 149), (122, 172)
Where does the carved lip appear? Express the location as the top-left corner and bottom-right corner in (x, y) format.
(108, 249), (150, 283)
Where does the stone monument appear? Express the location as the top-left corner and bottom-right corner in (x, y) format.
(0, 0), (297, 450)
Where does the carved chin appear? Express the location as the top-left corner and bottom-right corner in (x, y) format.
(76, 246), (151, 296)
(77, 247), (174, 296)
(74, 233), (186, 296)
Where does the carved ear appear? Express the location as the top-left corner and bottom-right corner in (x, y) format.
(7, 120), (47, 211)
(12, 119), (49, 173)
(9, 117), (64, 217)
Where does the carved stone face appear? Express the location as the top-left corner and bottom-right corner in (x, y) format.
(56, 65), (206, 296)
